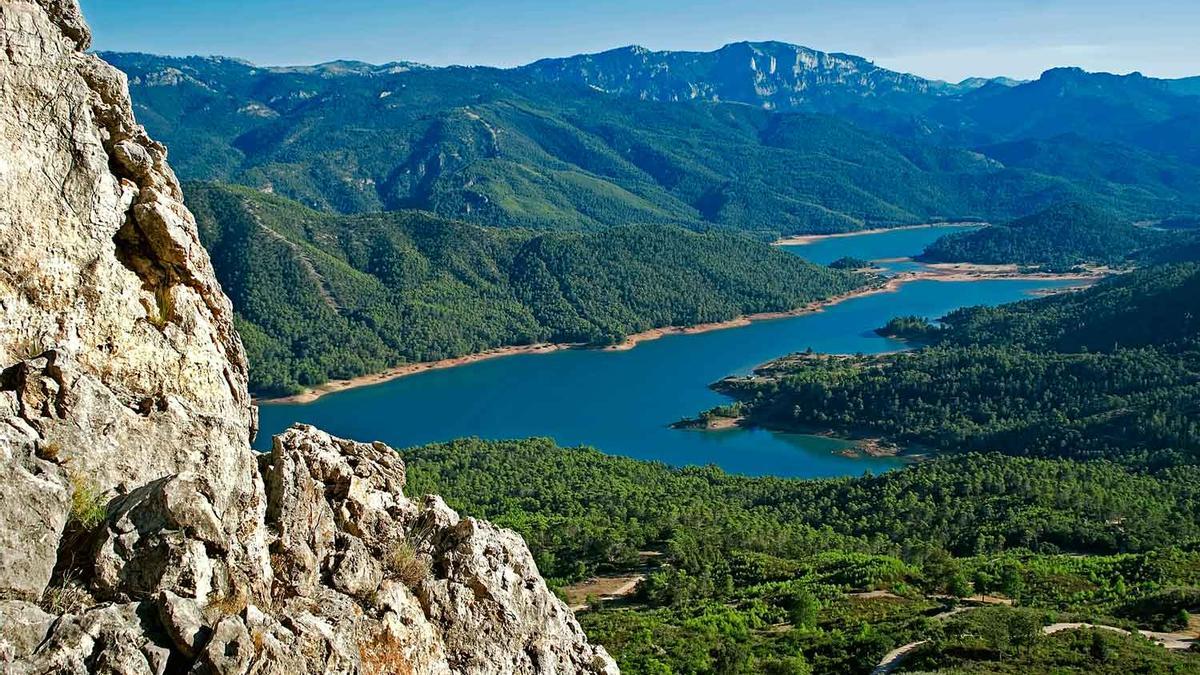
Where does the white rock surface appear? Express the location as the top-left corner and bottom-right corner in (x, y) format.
(0, 0), (265, 602)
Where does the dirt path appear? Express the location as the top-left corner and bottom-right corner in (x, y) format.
(564, 574), (645, 612)
(1043, 622), (1197, 650)
(850, 590), (904, 600)
(930, 593), (1014, 606)
(871, 640), (930, 674)
(873, 613), (1196, 674)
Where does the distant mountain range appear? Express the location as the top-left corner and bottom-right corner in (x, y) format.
(520, 43), (1200, 147)
(519, 41), (986, 111)
(99, 42), (1200, 234)
(99, 41), (1200, 398)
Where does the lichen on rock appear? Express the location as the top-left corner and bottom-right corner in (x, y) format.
(0, 1), (617, 672)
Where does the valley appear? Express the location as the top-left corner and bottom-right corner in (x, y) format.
(257, 226), (1083, 478)
(188, 182), (869, 396)
(4, 5), (1200, 672)
(130, 42), (1200, 673)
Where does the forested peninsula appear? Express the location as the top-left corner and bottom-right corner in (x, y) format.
(920, 201), (1167, 268)
(710, 263), (1200, 468)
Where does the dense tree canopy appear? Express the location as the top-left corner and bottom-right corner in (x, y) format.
(920, 201), (1168, 266)
(92, 48), (1200, 675)
(719, 264), (1200, 468)
(188, 182), (868, 394)
(404, 437), (1200, 673)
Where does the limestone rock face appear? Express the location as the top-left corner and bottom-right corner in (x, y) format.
(0, 0), (262, 602)
(262, 425), (617, 674)
(0, 2), (617, 673)
(14, 425), (614, 674)
(418, 513), (620, 674)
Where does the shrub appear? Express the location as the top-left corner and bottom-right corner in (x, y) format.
(384, 543), (430, 588)
(68, 473), (107, 531)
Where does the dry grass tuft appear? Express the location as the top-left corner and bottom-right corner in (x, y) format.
(383, 542), (431, 588)
(204, 588), (249, 621)
(40, 577), (94, 615)
(12, 335), (46, 361)
(68, 473), (107, 531)
(37, 440), (63, 462)
(146, 284), (175, 329)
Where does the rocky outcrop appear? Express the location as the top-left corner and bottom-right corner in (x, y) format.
(520, 41), (945, 112)
(1, 0), (261, 603)
(0, 1), (616, 672)
(10, 424), (612, 674)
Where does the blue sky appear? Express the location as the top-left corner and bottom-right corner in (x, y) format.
(79, 0), (1199, 82)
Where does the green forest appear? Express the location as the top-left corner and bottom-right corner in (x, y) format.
(106, 52), (1200, 238)
(100, 49), (1200, 674)
(715, 264), (1200, 469)
(404, 438), (1200, 673)
(463, 261), (1200, 671)
(187, 183), (869, 394)
(919, 201), (1166, 267)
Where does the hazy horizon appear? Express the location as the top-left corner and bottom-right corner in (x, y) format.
(79, 0), (1199, 83)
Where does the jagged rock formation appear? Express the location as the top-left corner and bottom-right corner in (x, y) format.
(519, 41), (948, 111)
(0, 1), (616, 672)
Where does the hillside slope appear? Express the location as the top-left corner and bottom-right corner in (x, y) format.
(920, 201), (1167, 266)
(714, 264), (1200, 467)
(977, 133), (1200, 207)
(521, 45), (1200, 153)
(186, 183), (869, 394)
(933, 68), (1200, 149)
(98, 51), (1192, 235)
(402, 437), (1200, 673)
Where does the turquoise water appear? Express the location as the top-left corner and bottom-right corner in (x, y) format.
(781, 224), (982, 273)
(257, 226), (1066, 478)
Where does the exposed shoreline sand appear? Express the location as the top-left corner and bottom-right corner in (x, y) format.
(258, 343), (575, 405)
(600, 280), (903, 351)
(914, 261), (1113, 283)
(259, 263), (1106, 405)
(258, 281), (902, 405)
(773, 222), (982, 247)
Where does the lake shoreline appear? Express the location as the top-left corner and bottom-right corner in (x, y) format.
(257, 279), (898, 405)
(773, 222), (983, 247)
(600, 279), (903, 351)
(258, 265), (1105, 406)
(257, 343), (578, 405)
(674, 410), (924, 462)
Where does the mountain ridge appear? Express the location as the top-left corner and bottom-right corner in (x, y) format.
(185, 182), (869, 394)
(109, 40), (1196, 91)
(96, 48), (1199, 234)
(520, 39), (970, 108)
